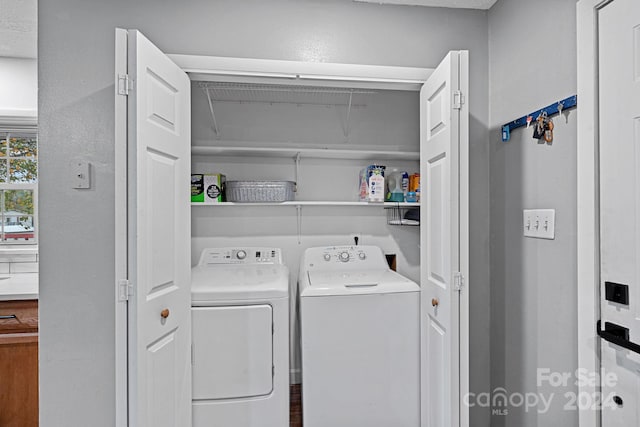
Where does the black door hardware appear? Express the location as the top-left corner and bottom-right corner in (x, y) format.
(605, 281), (629, 305)
(597, 320), (640, 355)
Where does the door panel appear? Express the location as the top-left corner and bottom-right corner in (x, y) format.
(427, 83), (447, 138)
(146, 150), (177, 295)
(428, 157), (446, 286)
(426, 317), (446, 427)
(126, 29), (192, 427)
(420, 51), (468, 427)
(147, 330), (178, 427)
(146, 70), (179, 131)
(598, 1), (640, 426)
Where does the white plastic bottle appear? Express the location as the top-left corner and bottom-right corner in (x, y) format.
(368, 171), (385, 202)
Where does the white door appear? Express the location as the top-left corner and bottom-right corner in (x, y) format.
(420, 51), (469, 427)
(125, 30), (192, 427)
(598, 0), (640, 425)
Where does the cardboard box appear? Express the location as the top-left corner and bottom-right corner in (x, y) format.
(191, 174), (226, 203)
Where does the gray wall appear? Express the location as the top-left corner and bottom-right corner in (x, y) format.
(488, 0), (578, 426)
(39, 1), (490, 426)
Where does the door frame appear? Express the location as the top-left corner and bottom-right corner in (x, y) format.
(576, 1), (616, 427)
(115, 27), (129, 427)
(459, 50), (470, 427)
(114, 44), (470, 426)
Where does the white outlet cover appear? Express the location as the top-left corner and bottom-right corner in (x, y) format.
(71, 160), (91, 189)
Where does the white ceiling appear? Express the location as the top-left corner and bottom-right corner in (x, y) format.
(0, 0), (37, 59)
(354, 0), (498, 9)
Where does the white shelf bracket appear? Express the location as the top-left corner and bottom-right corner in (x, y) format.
(296, 204), (303, 245)
(344, 89), (353, 139)
(204, 87), (221, 138)
(294, 152), (301, 192)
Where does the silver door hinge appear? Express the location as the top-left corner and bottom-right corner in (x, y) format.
(118, 74), (133, 96)
(118, 279), (134, 301)
(453, 272), (464, 292)
(453, 90), (464, 110)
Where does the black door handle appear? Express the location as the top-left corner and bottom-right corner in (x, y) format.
(597, 320), (640, 355)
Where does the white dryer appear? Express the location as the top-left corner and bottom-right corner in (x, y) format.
(299, 245), (420, 427)
(191, 247), (289, 427)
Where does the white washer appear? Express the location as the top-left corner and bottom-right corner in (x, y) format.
(191, 247), (289, 427)
(299, 245), (420, 427)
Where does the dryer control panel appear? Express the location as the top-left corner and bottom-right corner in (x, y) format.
(198, 247), (283, 265)
(303, 245), (387, 270)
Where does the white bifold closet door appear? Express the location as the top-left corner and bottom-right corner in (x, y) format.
(420, 50), (469, 427)
(120, 29), (192, 427)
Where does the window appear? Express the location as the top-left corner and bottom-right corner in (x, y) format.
(0, 130), (37, 244)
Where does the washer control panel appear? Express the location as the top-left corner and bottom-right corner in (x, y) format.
(198, 247), (282, 265)
(305, 245), (385, 270)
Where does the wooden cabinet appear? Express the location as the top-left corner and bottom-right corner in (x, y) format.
(0, 300), (38, 427)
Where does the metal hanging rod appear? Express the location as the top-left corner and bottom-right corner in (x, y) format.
(501, 95), (577, 142)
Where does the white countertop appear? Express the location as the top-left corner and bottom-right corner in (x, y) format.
(0, 273), (39, 301)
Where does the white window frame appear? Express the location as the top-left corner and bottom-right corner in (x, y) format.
(0, 120), (38, 246)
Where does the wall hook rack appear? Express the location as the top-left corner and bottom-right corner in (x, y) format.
(501, 95), (577, 142)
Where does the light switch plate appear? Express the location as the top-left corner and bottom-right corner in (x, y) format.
(537, 209), (555, 240)
(523, 209), (536, 237)
(523, 209), (555, 239)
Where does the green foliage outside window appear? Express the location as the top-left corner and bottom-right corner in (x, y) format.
(0, 132), (37, 242)
(0, 135), (38, 183)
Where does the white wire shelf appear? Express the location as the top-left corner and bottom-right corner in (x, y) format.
(387, 219), (420, 226)
(199, 81), (377, 138)
(199, 82), (375, 106)
(191, 201), (421, 207)
(191, 145), (420, 161)
(385, 203), (420, 226)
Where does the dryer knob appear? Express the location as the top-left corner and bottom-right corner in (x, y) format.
(339, 251), (350, 262)
(236, 250), (247, 260)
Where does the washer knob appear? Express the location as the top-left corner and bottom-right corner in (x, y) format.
(236, 250), (247, 260)
(339, 251), (350, 262)
(323, 254), (331, 261)
(358, 252), (366, 260)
